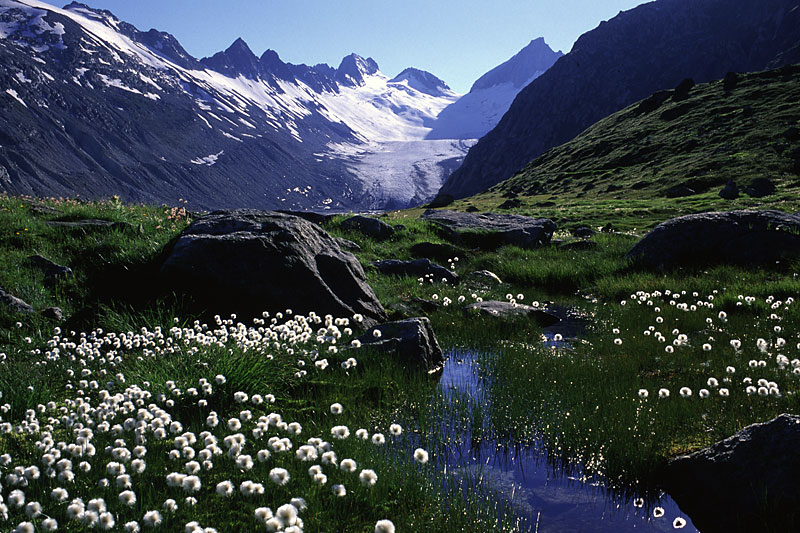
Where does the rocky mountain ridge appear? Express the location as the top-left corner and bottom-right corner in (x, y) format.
(0, 1), (468, 209)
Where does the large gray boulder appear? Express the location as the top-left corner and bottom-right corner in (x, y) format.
(371, 258), (458, 284)
(0, 287), (34, 314)
(662, 414), (800, 532)
(354, 317), (443, 373)
(159, 210), (387, 327)
(422, 210), (555, 250)
(626, 210), (800, 269)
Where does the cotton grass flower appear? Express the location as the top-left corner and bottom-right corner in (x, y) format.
(414, 448), (429, 464)
(371, 433), (385, 445)
(653, 507), (665, 518)
(331, 425), (350, 439)
(269, 468), (290, 486)
(673, 517), (687, 528)
(359, 469), (378, 487)
(332, 484), (347, 497)
(375, 519), (396, 533)
(638, 389), (648, 399)
(340, 458), (357, 472)
(389, 423), (402, 436)
(143, 510), (162, 527)
(329, 403), (343, 415)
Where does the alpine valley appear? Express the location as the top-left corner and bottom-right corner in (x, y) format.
(0, 0), (560, 210)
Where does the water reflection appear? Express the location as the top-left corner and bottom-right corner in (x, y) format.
(438, 334), (699, 532)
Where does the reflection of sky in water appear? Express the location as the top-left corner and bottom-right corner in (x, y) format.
(439, 336), (699, 532)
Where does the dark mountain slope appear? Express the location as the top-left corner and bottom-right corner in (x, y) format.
(439, 0), (800, 199)
(480, 65), (800, 201)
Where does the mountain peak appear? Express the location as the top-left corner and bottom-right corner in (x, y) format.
(201, 37), (260, 79)
(470, 37), (563, 92)
(63, 2), (122, 26)
(389, 67), (453, 97)
(336, 54), (380, 86)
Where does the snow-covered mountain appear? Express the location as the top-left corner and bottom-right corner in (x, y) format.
(0, 0), (473, 209)
(427, 38), (563, 140)
(0, 1), (558, 209)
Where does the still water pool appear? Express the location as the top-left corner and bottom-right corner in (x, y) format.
(436, 333), (699, 532)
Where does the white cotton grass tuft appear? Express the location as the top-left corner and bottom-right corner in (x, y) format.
(329, 403), (343, 415)
(375, 519), (396, 533)
(414, 448), (429, 464)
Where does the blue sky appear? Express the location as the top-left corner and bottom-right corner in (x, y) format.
(45, 0), (646, 93)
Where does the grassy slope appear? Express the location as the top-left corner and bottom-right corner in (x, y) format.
(445, 64), (800, 232)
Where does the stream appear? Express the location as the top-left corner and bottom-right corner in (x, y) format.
(435, 324), (700, 532)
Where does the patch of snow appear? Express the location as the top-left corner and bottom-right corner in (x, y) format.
(221, 131), (242, 142)
(190, 150), (223, 166)
(97, 73), (142, 94)
(196, 114), (212, 129)
(5, 88), (27, 107)
(143, 92), (159, 100)
(14, 71), (31, 83)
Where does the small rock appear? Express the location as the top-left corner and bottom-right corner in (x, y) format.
(497, 198), (521, 209)
(41, 307), (63, 321)
(722, 71), (738, 92)
(371, 258), (458, 284)
(463, 301), (560, 326)
(465, 205), (480, 213)
(571, 226), (595, 238)
(662, 414), (800, 533)
(0, 287), (34, 314)
(718, 179), (739, 200)
(673, 78), (695, 100)
(28, 255), (73, 282)
(465, 270), (503, 286)
(354, 317), (444, 373)
(664, 185), (696, 198)
(341, 215), (395, 240)
(409, 242), (463, 262)
(743, 177), (776, 198)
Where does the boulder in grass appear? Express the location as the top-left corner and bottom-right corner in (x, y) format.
(354, 317), (444, 373)
(626, 210), (800, 270)
(462, 301), (560, 326)
(408, 242), (464, 262)
(718, 179), (739, 200)
(662, 414), (800, 533)
(371, 258), (458, 284)
(341, 215), (395, 240)
(465, 270), (503, 287)
(743, 177), (776, 198)
(0, 287), (34, 314)
(159, 210), (387, 327)
(422, 209), (556, 250)
(28, 255), (73, 282)
(41, 306), (63, 321)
